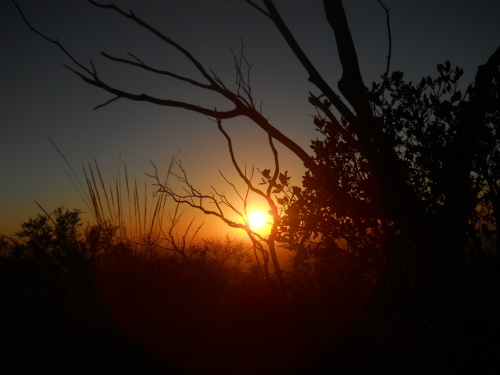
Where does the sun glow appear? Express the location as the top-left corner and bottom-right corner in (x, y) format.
(248, 209), (271, 232)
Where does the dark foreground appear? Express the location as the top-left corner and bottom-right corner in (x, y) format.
(1, 249), (499, 374)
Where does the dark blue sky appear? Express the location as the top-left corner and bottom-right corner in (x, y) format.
(1, 0), (499, 236)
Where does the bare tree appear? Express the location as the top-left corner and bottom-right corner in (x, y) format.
(148, 117), (289, 294)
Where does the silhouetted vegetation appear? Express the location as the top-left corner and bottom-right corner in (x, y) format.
(0, 208), (373, 374)
(2, 199), (499, 373)
(9, 0), (500, 373)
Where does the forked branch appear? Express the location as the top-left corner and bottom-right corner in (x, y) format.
(12, 0), (312, 168)
(377, 0), (392, 79)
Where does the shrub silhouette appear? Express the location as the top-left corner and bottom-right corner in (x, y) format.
(15, 206), (87, 259)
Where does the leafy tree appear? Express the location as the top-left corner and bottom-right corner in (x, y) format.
(83, 221), (131, 256)
(286, 60), (499, 260)
(16, 206), (87, 258)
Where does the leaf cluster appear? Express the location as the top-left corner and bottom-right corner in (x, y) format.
(15, 206), (87, 258)
(277, 61), (499, 259)
(371, 62), (466, 211)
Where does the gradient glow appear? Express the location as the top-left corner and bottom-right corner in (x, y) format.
(1, 0), (499, 237)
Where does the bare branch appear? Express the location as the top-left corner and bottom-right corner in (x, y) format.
(88, 0), (218, 86)
(100, 52), (213, 90)
(92, 96), (121, 110)
(218, 168), (249, 206)
(322, 0), (370, 118)
(260, 0), (355, 124)
(242, 108), (313, 167)
(153, 160), (252, 233)
(14, 0), (313, 168)
(377, 0), (392, 79)
(244, 0), (271, 18)
(229, 39), (259, 110)
(216, 119), (269, 201)
(267, 135), (280, 198)
(156, 202), (204, 258)
(12, 0), (93, 77)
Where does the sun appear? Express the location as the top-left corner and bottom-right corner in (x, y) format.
(248, 209), (270, 232)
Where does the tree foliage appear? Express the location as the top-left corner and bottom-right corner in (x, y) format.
(284, 59), (500, 262)
(15, 206), (87, 258)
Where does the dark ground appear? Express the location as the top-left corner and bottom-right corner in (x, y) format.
(1, 252), (499, 374)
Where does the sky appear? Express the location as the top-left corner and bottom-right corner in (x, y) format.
(1, 0), (500, 240)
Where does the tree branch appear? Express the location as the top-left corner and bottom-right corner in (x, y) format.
(244, 0), (271, 18)
(88, 0), (218, 86)
(322, 0), (371, 118)
(260, 0), (356, 124)
(101, 52), (213, 90)
(12, 0), (93, 77)
(377, 0), (392, 79)
(14, 0), (314, 169)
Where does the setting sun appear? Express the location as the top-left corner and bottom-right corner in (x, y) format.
(248, 209), (271, 232)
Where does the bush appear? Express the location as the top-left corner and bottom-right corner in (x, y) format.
(15, 206), (87, 259)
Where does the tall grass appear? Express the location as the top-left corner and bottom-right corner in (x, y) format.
(82, 158), (167, 246)
(49, 138), (184, 254)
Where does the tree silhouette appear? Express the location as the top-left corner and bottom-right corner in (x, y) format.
(16, 205), (87, 258)
(148, 117), (290, 294)
(13, 0), (500, 369)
